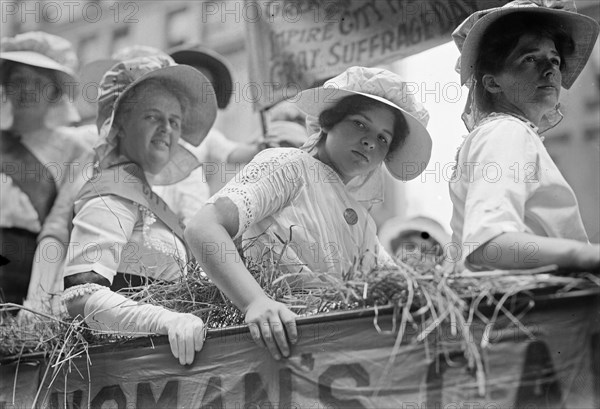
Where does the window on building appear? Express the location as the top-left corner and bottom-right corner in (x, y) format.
(111, 27), (130, 56)
(544, 133), (570, 165)
(78, 35), (99, 65)
(166, 8), (194, 48)
(584, 128), (600, 144)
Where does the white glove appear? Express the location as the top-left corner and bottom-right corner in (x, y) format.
(84, 288), (205, 365)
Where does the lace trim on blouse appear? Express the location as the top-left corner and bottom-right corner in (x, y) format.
(62, 283), (106, 302)
(208, 149), (300, 239)
(138, 205), (180, 257)
(480, 112), (544, 141)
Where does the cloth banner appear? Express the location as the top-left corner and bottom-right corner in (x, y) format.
(244, 0), (510, 109)
(1, 290), (598, 408)
(0, 361), (40, 408)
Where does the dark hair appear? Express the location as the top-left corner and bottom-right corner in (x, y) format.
(318, 94), (409, 155)
(474, 12), (575, 114)
(115, 77), (190, 128)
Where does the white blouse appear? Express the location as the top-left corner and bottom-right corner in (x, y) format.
(449, 114), (588, 268)
(207, 148), (393, 277)
(64, 194), (187, 284)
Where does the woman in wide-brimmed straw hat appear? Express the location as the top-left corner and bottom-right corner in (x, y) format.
(62, 55), (217, 365)
(185, 66), (432, 360)
(449, 0), (600, 272)
(0, 32), (94, 307)
(79, 44), (277, 224)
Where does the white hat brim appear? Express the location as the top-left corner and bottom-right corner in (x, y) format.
(378, 216), (451, 254)
(108, 65), (217, 147)
(459, 7), (600, 89)
(95, 119), (202, 186)
(1, 51), (77, 82)
(293, 87), (432, 181)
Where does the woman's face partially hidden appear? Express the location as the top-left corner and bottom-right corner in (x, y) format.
(6, 64), (56, 120)
(117, 85), (183, 175)
(485, 34), (562, 124)
(318, 105), (395, 183)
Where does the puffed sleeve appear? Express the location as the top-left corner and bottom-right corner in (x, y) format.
(205, 149), (305, 239)
(64, 195), (138, 283)
(460, 119), (540, 256)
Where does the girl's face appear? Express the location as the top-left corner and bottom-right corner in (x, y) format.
(319, 105), (395, 183)
(486, 34), (562, 124)
(6, 64), (56, 119)
(117, 85), (183, 175)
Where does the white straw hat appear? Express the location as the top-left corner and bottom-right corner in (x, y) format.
(453, 0), (600, 89)
(1, 31), (79, 86)
(378, 216), (450, 255)
(294, 66), (432, 181)
(95, 55), (217, 185)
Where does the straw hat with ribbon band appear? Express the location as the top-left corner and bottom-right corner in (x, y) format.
(1, 31), (81, 125)
(80, 46), (170, 96)
(170, 44), (234, 109)
(452, 0), (600, 132)
(95, 55), (217, 186)
(77, 46), (172, 121)
(294, 66), (432, 182)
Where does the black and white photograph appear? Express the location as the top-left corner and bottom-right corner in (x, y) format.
(1, 0), (599, 407)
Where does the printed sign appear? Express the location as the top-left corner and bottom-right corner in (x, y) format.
(244, 0), (509, 109)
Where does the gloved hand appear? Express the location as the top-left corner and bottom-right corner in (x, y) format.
(83, 288), (205, 365)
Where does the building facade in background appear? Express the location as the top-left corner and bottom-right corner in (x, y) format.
(2, 0), (598, 240)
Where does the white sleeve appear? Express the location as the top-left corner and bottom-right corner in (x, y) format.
(460, 120), (539, 255)
(64, 196), (138, 283)
(205, 149), (304, 239)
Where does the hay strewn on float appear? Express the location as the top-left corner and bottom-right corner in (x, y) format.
(1, 241), (598, 398)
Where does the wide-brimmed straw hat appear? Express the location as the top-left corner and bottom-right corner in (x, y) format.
(80, 45), (167, 93)
(294, 66), (432, 181)
(378, 216), (450, 255)
(77, 46), (171, 120)
(169, 44), (234, 109)
(453, 0), (600, 90)
(1, 31), (81, 125)
(97, 55), (216, 145)
(1, 31), (79, 86)
(80, 44), (233, 115)
(95, 55), (217, 185)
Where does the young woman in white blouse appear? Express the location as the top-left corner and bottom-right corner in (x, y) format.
(450, 0), (600, 272)
(185, 66), (433, 361)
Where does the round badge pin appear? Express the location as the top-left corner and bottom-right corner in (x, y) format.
(344, 208), (358, 225)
